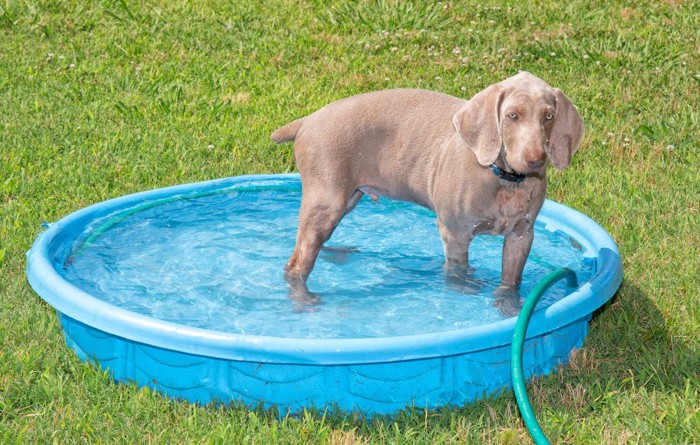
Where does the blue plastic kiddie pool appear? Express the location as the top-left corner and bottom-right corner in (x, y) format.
(26, 174), (622, 414)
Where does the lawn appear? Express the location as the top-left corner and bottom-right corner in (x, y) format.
(1, 0), (698, 443)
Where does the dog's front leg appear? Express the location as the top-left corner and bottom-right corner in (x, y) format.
(438, 219), (484, 293)
(500, 228), (534, 288)
(437, 218), (473, 266)
(494, 228), (534, 317)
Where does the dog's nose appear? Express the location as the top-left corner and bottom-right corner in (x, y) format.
(526, 158), (545, 169)
(525, 152), (546, 169)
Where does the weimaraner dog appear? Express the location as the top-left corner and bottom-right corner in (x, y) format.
(271, 71), (584, 316)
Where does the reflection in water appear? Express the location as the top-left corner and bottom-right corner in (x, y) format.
(319, 245), (361, 265)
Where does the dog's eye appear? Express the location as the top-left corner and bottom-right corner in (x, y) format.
(508, 112), (518, 120)
(545, 112), (555, 120)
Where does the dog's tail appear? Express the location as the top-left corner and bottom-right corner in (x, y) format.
(271, 118), (305, 144)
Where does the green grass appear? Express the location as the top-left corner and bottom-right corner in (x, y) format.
(1, 0), (698, 443)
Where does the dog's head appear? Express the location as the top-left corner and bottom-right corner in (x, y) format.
(453, 71), (584, 174)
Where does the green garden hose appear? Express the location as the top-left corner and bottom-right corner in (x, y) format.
(511, 267), (579, 445)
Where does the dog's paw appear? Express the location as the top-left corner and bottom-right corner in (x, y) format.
(286, 278), (323, 313)
(493, 286), (523, 318)
(443, 263), (483, 294)
(290, 290), (322, 313)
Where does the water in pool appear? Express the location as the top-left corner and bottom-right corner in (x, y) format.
(61, 180), (593, 339)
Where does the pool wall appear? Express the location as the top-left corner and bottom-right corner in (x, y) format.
(57, 312), (589, 413)
(27, 174), (623, 414)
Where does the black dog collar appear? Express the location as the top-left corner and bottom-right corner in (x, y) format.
(489, 163), (527, 184)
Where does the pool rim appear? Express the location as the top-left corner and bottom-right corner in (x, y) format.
(26, 173), (623, 365)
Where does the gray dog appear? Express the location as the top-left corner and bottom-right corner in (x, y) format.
(271, 71), (584, 315)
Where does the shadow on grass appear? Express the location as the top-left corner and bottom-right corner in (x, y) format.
(578, 280), (699, 393)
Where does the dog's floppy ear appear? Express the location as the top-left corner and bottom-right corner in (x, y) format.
(453, 84), (505, 166)
(548, 89), (585, 169)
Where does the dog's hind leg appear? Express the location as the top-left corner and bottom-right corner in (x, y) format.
(284, 193), (349, 282)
